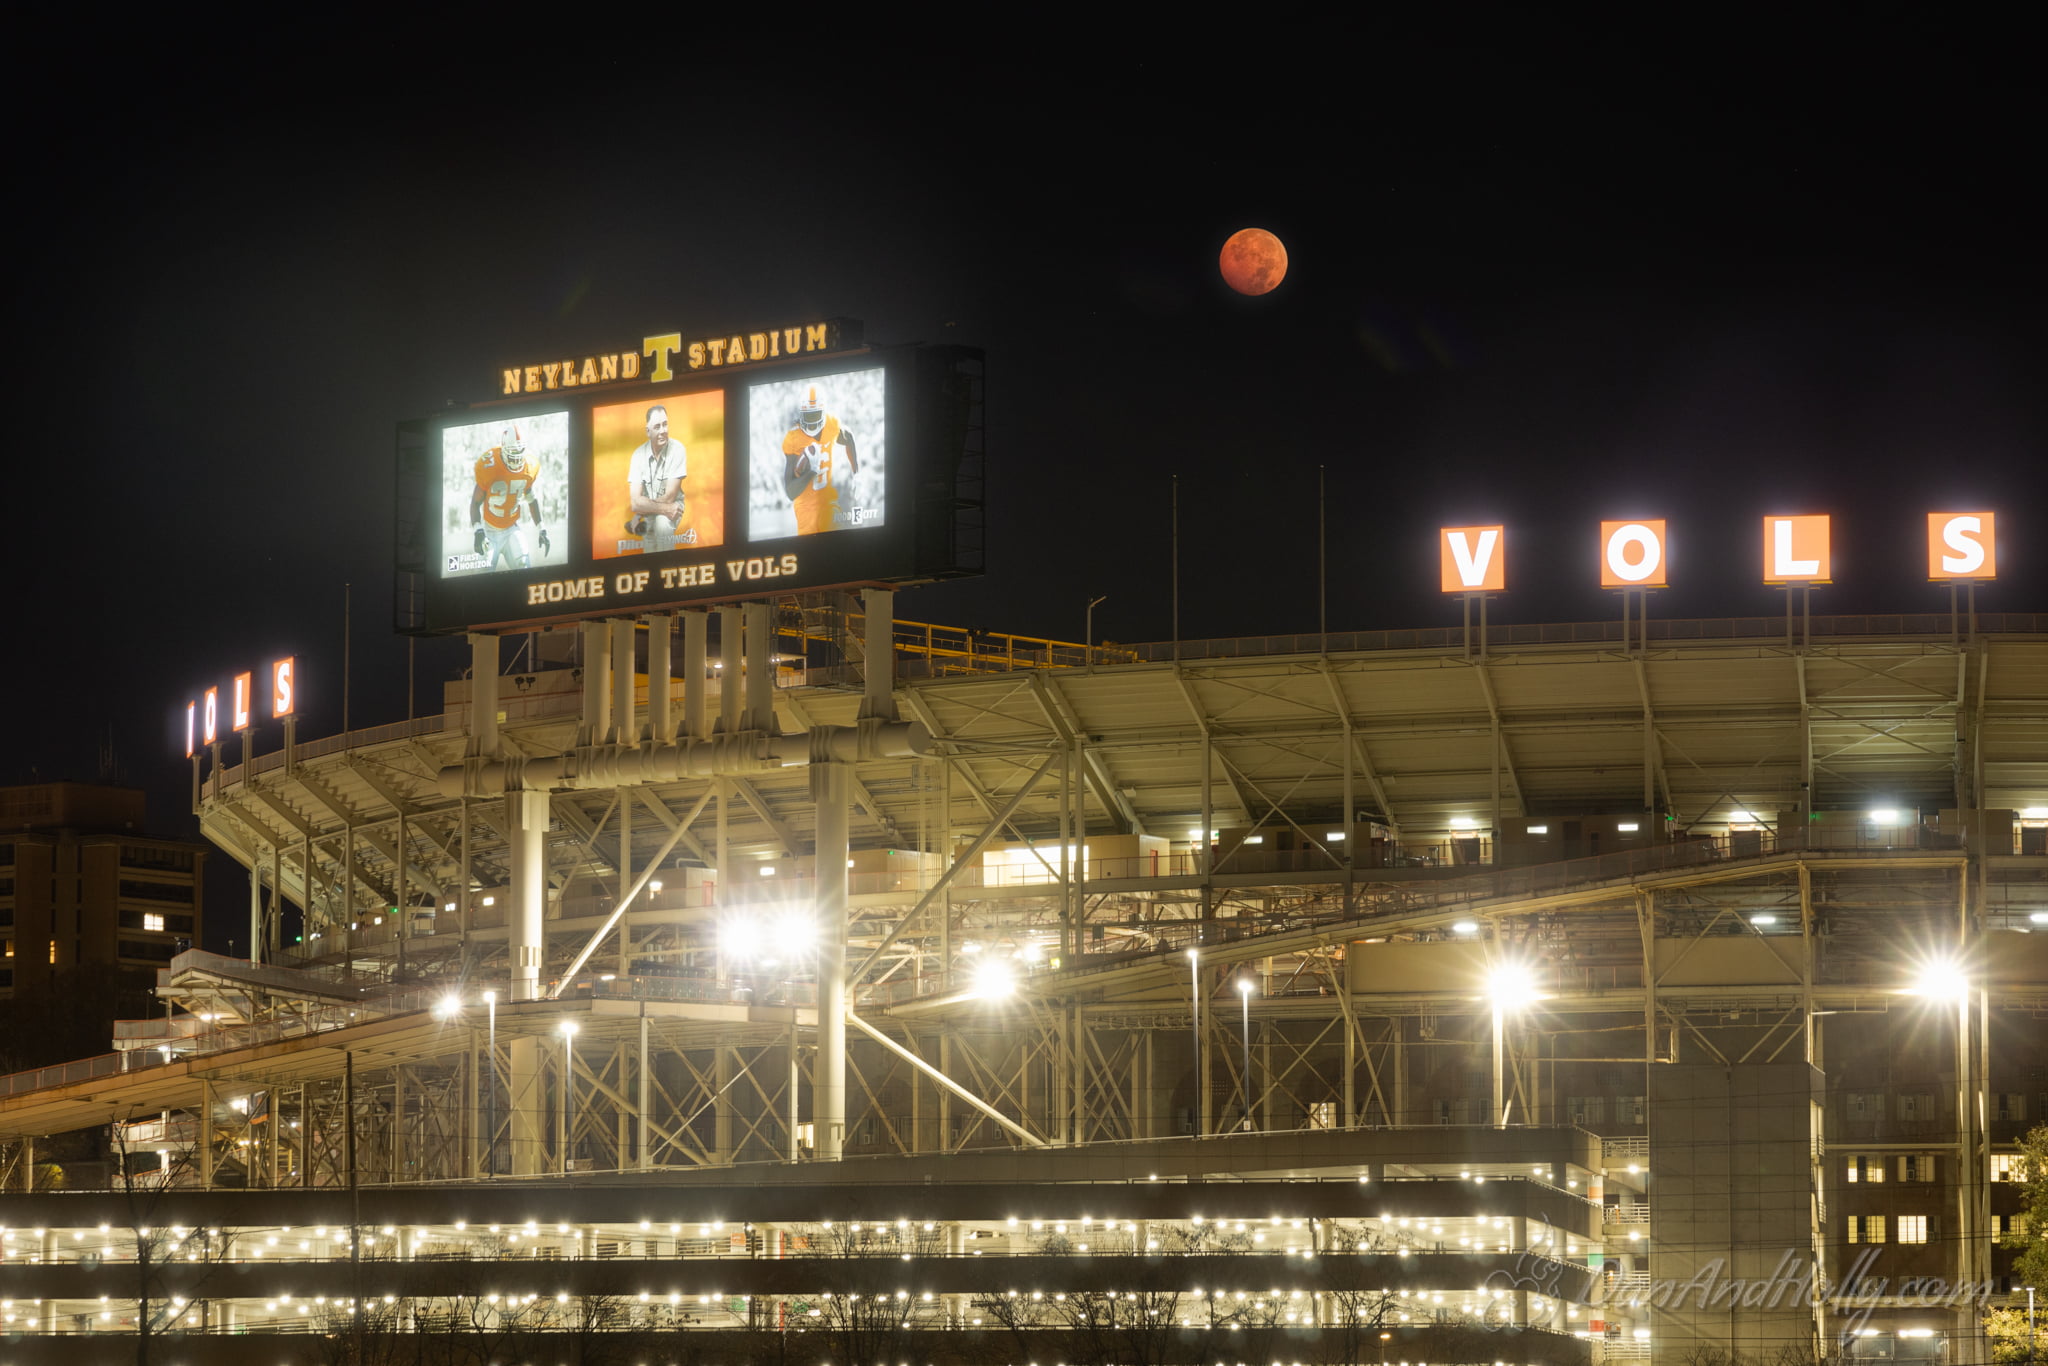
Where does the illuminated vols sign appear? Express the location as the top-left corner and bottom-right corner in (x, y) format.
(1600, 521), (1668, 587)
(272, 657), (296, 717)
(1763, 515), (1832, 584)
(1928, 512), (1996, 580)
(1427, 511), (1999, 597)
(1439, 526), (1505, 592)
(180, 656), (297, 755)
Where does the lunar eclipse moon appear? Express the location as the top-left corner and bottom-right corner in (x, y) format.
(1219, 228), (1288, 295)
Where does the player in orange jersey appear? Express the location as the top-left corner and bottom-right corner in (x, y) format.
(469, 424), (551, 569)
(780, 383), (859, 535)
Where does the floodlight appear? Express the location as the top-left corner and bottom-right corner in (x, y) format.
(719, 917), (765, 960)
(1487, 963), (1540, 1010)
(1908, 958), (1969, 1003)
(434, 995), (462, 1021)
(559, 1020), (579, 1037)
(971, 959), (1016, 1000)
(774, 910), (818, 953)
(1452, 921), (1479, 935)
(1236, 978), (1254, 996)
(2021, 807), (2048, 819)
(1868, 809), (1901, 825)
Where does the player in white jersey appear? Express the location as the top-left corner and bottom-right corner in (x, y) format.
(624, 404), (693, 550)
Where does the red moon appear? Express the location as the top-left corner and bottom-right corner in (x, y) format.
(1219, 228), (1288, 295)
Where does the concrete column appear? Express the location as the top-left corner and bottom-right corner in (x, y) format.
(681, 611), (707, 740)
(638, 1010), (651, 1171)
(579, 621), (610, 747)
(715, 1047), (735, 1164)
(813, 761), (850, 1160)
(610, 619), (637, 747)
(248, 844), (263, 965)
(508, 790), (549, 999)
(743, 601), (774, 732)
(508, 1037), (541, 1176)
(467, 633), (499, 757)
(716, 606), (743, 732)
(861, 588), (895, 719)
(647, 613), (674, 745)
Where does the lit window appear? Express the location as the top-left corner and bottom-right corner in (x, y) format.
(1847, 1215), (1885, 1244)
(143, 913), (165, 933)
(1897, 1215), (1928, 1244)
(48, 940), (56, 964)
(1846, 1156), (1885, 1184)
(1990, 1154), (2020, 1182)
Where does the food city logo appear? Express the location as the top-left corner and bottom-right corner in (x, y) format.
(523, 554), (801, 607)
(184, 657), (295, 755)
(1437, 512), (1998, 592)
(500, 320), (851, 395)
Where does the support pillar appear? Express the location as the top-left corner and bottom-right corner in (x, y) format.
(743, 601), (774, 733)
(610, 618), (636, 747)
(716, 607), (742, 732)
(861, 588), (896, 719)
(681, 610), (707, 740)
(467, 633), (499, 758)
(812, 760), (850, 1160)
(638, 1010), (651, 1171)
(578, 621), (611, 747)
(715, 1047), (735, 1164)
(508, 790), (549, 999)
(248, 843), (263, 965)
(648, 613), (675, 745)
(507, 1036), (541, 1176)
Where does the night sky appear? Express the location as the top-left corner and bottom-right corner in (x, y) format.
(11, 24), (2042, 949)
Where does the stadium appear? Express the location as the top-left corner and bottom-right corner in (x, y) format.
(0, 592), (2042, 1366)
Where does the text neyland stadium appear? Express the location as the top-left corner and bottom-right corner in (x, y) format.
(525, 555), (801, 605)
(503, 323), (840, 395)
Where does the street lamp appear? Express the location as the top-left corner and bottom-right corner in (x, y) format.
(558, 1021), (579, 1176)
(1237, 978), (1255, 1132)
(1085, 595), (1108, 672)
(1488, 963), (1539, 1128)
(483, 990), (498, 1178)
(1188, 950), (1202, 1136)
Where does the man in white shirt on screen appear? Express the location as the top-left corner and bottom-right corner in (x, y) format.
(625, 404), (693, 549)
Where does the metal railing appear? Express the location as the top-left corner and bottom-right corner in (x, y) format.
(1133, 611), (2048, 662)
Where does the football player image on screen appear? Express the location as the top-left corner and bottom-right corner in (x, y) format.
(781, 384), (859, 535)
(623, 404), (696, 551)
(469, 424), (552, 570)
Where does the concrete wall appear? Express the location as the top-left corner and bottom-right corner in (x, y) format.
(1650, 1061), (1825, 1360)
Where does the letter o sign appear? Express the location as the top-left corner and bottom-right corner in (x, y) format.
(1601, 520), (1668, 587)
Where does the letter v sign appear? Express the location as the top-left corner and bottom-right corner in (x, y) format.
(1440, 526), (1506, 592)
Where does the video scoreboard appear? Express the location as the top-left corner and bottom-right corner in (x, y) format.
(395, 321), (983, 634)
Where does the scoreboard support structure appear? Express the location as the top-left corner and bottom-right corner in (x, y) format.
(446, 587), (929, 1169)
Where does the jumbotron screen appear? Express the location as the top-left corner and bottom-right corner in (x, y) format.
(396, 341), (981, 633)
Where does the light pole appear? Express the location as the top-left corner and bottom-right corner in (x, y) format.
(1085, 595), (1108, 672)
(483, 990), (498, 1177)
(1488, 963), (1538, 1128)
(1237, 978), (1255, 1132)
(1188, 950), (1202, 1136)
(558, 1020), (579, 1176)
